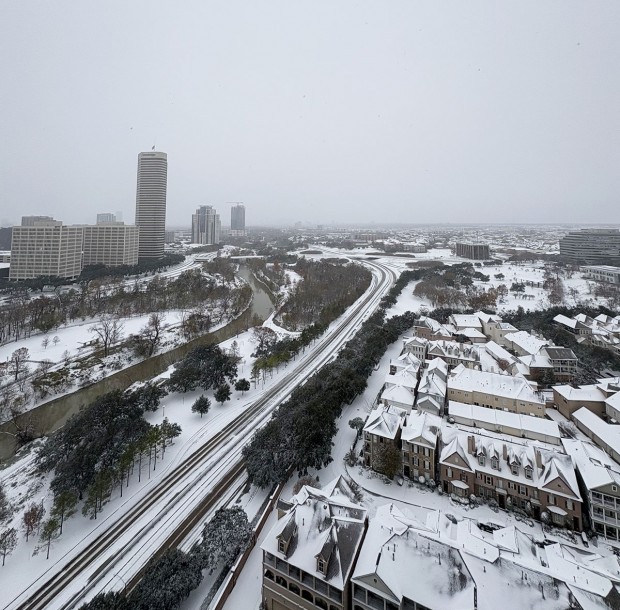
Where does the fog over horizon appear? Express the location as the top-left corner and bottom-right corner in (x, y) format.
(1, 1), (618, 228)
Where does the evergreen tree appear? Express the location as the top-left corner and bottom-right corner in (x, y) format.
(234, 378), (250, 395)
(191, 395), (211, 418)
(199, 507), (253, 571)
(214, 383), (231, 405)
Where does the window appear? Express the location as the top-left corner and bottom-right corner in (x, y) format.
(317, 558), (326, 574)
(278, 539), (286, 554)
(491, 457), (499, 470)
(289, 583), (301, 596)
(547, 494), (556, 505)
(302, 590), (313, 602)
(413, 445), (419, 454)
(265, 570), (274, 581)
(485, 475), (493, 485)
(276, 575), (287, 588)
(424, 460), (430, 470)
(424, 447), (430, 457)
(566, 499), (574, 511)
(518, 485), (526, 496)
(478, 455), (486, 466)
(315, 596), (328, 610)
(525, 466), (533, 480)
(460, 473), (468, 483)
(511, 464), (519, 476)
(447, 467), (453, 477)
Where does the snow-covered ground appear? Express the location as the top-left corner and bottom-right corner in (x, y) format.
(0, 258), (392, 609)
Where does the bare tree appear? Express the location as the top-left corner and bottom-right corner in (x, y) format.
(41, 337), (50, 350)
(52, 335), (60, 346)
(140, 312), (165, 357)
(89, 315), (124, 357)
(23, 503), (45, 542)
(9, 347), (30, 381)
(0, 528), (17, 566)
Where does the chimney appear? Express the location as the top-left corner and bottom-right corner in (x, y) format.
(468, 435), (475, 455)
(503, 445), (508, 461)
(535, 449), (543, 469)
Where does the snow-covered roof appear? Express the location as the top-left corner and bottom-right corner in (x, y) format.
(363, 405), (407, 440)
(504, 330), (549, 355)
(448, 401), (560, 442)
(573, 407), (620, 457)
(553, 384), (607, 403)
(401, 411), (441, 447)
(448, 365), (545, 405)
(427, 340), (479, 362)
(261, 480), (367, 591)
(352, 504), (476, 610)
(440, 427), (581, 500)
(562, 439), (620, 491)
(381, 384), (415, 408)
(450, 314), (483, 330)
(384, 366), (418, 391)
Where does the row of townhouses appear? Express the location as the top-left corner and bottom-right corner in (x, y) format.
(554, 312), (620, 354)
(262, 478), (620, 610)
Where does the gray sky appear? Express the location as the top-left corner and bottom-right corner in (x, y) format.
(1, 1), (618, 227)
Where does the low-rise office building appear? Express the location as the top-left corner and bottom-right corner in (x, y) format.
(82, 222), (139, 267)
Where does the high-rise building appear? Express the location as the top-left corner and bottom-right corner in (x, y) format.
(135, 151), (167, 261)
(192, 205), (221, 245)
(230, 203), (246, 237)
(9, 217), (83, 280)
(96, 212), (117, 224)
(559, 229), (620, 265)
(455, 242), (490, 260)
(82, 222), (139, 267)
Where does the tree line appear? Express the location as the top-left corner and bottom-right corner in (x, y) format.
(76, 507), (253, 610)
(242, 278), (418, 487)
(277, 260), (372, 330)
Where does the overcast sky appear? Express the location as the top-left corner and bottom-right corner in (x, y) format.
(1, 1), (618, 228)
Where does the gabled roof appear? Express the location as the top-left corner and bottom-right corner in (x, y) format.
(261, 480), (368, 590)
(363, 405), (407, 439)
(401, 411), (441, 447)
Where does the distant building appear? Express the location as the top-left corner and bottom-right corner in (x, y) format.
(583, 265), (620, 284)
(10, 217), (83, 280)
(135, 151), (167, 261)
(0, 227), (12, 250)
(230, 203), (246, 237)
(96, 212), (117, 224)
(455, 242), (490, 260)
(165, 230), (176, 243)
(559, 228), (620, 265)
(82, 223), (139, 267)
(191, 205), (221, 245)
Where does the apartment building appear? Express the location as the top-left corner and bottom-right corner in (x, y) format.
(261, 478), (367, 610)
(563, 439), (620, 541)
(400, 336), (429, 361)
(448, 401), (561, 445)
(447, 364), (546, 417)
(381, 367), (418, 412)
(559, 228), (620, 265)
(192, 205), (221, 245)
(401, 411), (441, 482)
(583, 265), (620, 284)
(440, 429), (583, 529)
(552, 383), (608, 419)
(82, 223), (139, 267)
(9, 217), (83, 280)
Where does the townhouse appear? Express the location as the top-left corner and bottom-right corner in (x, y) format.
(261, 478), (367, 610)
(439, 428), (583, 530)
(401, 410), (441, 483)
(362, 405), (407, 474)
(447, 364), (546, 417)
(563, 439), (620, 542)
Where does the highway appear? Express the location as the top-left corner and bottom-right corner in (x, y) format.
(4, 258), (396, 610)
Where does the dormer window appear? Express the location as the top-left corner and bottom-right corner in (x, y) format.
(278, 539), (286, 554)
(478, 455), (485, 466)
(317, 558), (326, 574)
(491, 457), (499, 470)
(511, 464), (519, 476)
(525, 466), (533, 480)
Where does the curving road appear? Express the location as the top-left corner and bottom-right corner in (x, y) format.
(4, 257), (396, 610)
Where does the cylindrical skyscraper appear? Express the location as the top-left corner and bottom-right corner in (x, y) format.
(135, 151), (167, 260)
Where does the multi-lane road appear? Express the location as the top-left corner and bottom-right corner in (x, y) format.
(4, 257), (396, 610)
